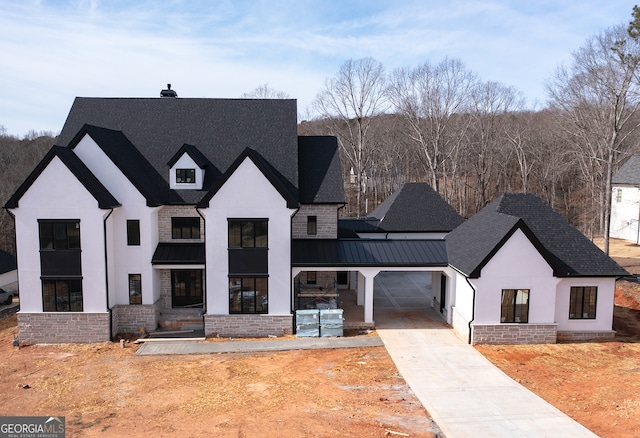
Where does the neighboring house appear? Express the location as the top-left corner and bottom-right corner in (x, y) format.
(4, 91), (627, 345)
(611, 155), (640, 243)
(447, 194), (628, 344)
(0, 249), (17, 294)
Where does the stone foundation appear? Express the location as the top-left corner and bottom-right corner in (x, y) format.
(112, 301), (160, 336)
(472, 323), (557, 345)
(556, 330), (616, 342)
(17, 312), (111, 345)
(204, 314), (293, 337)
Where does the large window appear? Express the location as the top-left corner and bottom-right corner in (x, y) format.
(569, 286), (597, 319)
(42, 279), (83, 312)
(127, 220), (140, 246)
(228, 220), (268, 248)
(176, 168), (196, 184)
(172, 217), (200, 239)
(501, 289), (529, 323)
(229, 277), (268, 314)
(39, 220), (80, 250)
(129, 274), (142, 305)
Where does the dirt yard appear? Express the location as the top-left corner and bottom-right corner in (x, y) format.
(477, 237), (640, 438)
(0, 320), (439, 438)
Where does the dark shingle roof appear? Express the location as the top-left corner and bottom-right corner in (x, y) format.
(298, 136), (345, 204)
(57, 97), (299, 204)
(613, 155), (640, 185)
(338, 218), (381, 238)
(5, 146), (120, 210)
(68, 125), (183, 206)
(447, 193), (628, 278)
(152, 243), (205, 265)
(370, 183), (464, 232)
(292, 239), (448, 267)
(0, 249), (16, 274)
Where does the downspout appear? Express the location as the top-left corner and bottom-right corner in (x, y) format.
(196, 208), (207, 326)
(465, 276), (477, 345)
(103, 208), (114, 341)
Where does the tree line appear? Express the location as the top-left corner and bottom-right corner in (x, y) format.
(299, 12), (640, 254)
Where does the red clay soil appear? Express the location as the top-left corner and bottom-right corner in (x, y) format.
(0, 318), (439, 438)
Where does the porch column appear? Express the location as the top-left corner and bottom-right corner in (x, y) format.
(360, 268), (379, 324)
(356, 272), (365, 305)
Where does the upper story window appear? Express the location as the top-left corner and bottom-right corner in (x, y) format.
(307, 216), (317, 235)
(176, 168), (196, 184)
(228, 220), (268, 248)
(39, 220), (80, 250)
(172, 217), (201, 239)
(616, 188), (622, 203)
(127, 220), (140, 246)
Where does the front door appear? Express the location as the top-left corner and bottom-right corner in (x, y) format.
(171, 270), (203, 308)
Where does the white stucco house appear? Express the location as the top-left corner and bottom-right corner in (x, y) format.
(610, 155), (640, 243)
(5, 90), (627, 345)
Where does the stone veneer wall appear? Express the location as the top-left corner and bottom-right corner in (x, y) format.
(205, 314), (293, 337)
(112, 301), (160, 335)
(556, 330), (615, 342)
(17, 312), (110, 345)
(292, 204), (339, 239)
(471, 323), (557, 345)
(157, 205), (204, 242)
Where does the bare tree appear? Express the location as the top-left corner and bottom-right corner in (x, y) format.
(241, 83), (290, 99)
(387, 58), (476, 200)
(313, 57), (387, 216)
(547, 24), (640, 253)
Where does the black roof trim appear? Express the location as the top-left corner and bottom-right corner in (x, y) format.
(67, 124), (183, 207)
(167, 143), (213, 169)
(152, 242), (205, 265)
(292, 239), (448, 267)
(197, 148), (298, 208)
(4, 145), (120, 210)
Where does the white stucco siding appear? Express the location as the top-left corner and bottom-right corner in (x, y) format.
(472, 229), (558, 324)
(12, 157), (109, 313)
(202, 158), (296, 315)
(169, 154), (204, 190)
(555, 277), (615, 332)
(610, 185), (640, 242)
(74, 134), (160, 307)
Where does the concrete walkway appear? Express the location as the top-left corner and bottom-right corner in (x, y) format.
(374, 272), (597, 437)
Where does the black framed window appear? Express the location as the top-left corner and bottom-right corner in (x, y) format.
(176, 168), (196, 184)
(228, 220), (268, 248)
(307, 216), (317, 235)
(501, 289), (529, 323)
(229, 277), (268, 314)
(569, 286), (597, 319)
(129, 274), (142, 305)
(172, 217), (201, 239)
(42, 279), (83, 312)
(39, 220), (80, 250)
(127, 220), (140, 246)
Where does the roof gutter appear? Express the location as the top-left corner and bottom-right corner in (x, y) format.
(103, 208), (114, 341)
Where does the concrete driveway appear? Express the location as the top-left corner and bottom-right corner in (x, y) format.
(374, 272), (596, 437)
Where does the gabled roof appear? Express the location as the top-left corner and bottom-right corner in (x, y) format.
(197, 148), (297, 208)
(369, 183), (464, 233)
(57, 97), (299, 204)
(167, 143), (215, 169)
(5, 145), (120, 210)
(447, 193), (628, 278)
(292, 239), (448, 267)
(613, 155), (640, 185)
(298, 136), (345, 204)
(68, 125), (182, 206)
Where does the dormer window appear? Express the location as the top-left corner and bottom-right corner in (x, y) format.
(176, 168), (196, 184)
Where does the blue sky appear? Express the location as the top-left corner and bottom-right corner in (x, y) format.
(0, 0), (635, 136)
